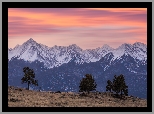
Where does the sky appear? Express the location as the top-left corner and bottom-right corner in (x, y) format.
(8, 8), (147, 50)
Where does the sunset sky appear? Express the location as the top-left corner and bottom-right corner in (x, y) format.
(8, 8), (147, 49)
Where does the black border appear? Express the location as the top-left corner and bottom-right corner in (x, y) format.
(2, 2), (152, 112)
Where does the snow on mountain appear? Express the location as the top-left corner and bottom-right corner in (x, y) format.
(110, 43), (147, 62)
(133, 42), (147, 51)
(8, 38), (147, 68)
(111, 43), (132, 61)
(95, 44), (113, 59)
(132, 42), (147, 61)
(8, 44), (21, 60)
(102, 44), (114, 51)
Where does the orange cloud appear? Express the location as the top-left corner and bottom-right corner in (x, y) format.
(8, 8), (146, 27)
(86, 8), (147, 12)
(8, 8), (147, 49)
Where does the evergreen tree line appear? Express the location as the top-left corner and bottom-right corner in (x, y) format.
(21, 67), (128, 98)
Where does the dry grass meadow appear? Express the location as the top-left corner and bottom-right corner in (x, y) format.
(8, 86), (147, 107)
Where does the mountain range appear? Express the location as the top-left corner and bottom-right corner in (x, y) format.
(8, 38), (147, 98)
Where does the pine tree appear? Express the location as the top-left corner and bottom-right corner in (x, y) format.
(21, 67), (38, 90)
(106, 74), (128, 98)
(79, 74), (97, 94)
(106, 80), (113, 92)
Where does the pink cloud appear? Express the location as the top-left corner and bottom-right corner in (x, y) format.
(8, 8), (147, 49)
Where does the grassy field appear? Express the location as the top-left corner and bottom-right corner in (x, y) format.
(8, 86), (147, 107)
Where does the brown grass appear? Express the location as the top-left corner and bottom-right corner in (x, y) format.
(8, 86), (147, 107)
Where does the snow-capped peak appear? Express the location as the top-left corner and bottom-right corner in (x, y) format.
(116, 43), (132, 49)
(13, 44), (21, 50)
(24, 38), (37, 45)
(8, 48), (13, 51)
(102, 44), (113, 50)
(8, 39), (147, 68)
(70, 44), (78, 47)
(133, 42), (146, 46)
(68, 44), (80, 49)
(111, 42), (147, 61)
(28, 38), (35, 42)
(133, 42), (147, 49)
